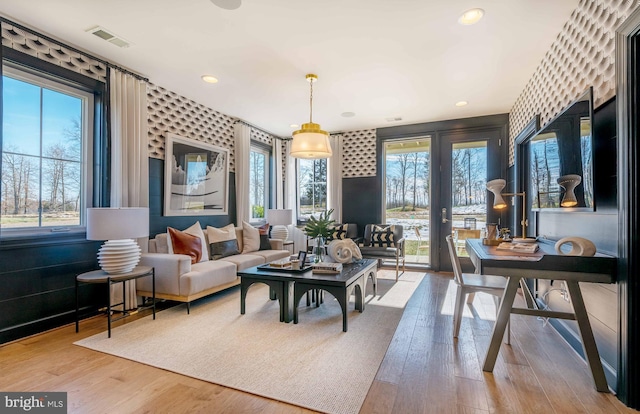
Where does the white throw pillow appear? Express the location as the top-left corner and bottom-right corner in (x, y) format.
(206, 223), (236, 243)
(167, 221), (209, 262)
(242, 221), (260, 253)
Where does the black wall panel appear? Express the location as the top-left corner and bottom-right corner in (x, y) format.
(341, 177), (380, 237)
(536, 96), (619, 390)
(0, 235), (103, 344)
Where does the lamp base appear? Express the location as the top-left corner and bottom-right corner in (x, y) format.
(270, 225), (289, 241)
(97, 239), (141, 274)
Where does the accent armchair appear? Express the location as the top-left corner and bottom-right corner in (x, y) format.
(359, 224), (405, 281)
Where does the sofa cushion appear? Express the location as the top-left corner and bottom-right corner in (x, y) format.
(359, 246), (400, 258)
(242, 221), (260, 253)
(207, 224), (240, 259)
(165, 222), (209, 262)
(258, 223), (272, 250)
(210, 239), (241, 259)
(180, 260), (237, 296)
(252, 249), (290, 263)
(219, 253), (265, 271)
(168, 227), (202, 264)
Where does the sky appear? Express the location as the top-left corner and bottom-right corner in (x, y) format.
(2, 75), (81, 157)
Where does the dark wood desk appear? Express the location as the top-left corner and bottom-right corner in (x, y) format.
(465, 238), (616, 392)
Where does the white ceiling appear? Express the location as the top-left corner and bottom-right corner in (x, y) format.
(0, 0), (578, 137)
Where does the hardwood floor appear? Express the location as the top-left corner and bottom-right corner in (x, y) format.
(0, 270), (636, 413)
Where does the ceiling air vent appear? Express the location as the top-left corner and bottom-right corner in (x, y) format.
(86, 26), (131, 48)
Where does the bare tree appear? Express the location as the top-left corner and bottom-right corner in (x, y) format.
(2, 148), (34, 215)
(396, 154), (411, 211)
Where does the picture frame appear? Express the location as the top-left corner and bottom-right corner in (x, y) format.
(297, 250), (308, 265)
(164, 133), (229, 216)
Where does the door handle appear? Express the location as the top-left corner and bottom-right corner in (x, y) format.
(441, 208), (450, 223)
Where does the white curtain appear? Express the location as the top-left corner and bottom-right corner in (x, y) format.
(109, 68), (149, 309)
(234, 123), (251, 226)
(284, 140), (306, 252)
(327, 134), (343, 223)
(273, 137), (284, 208)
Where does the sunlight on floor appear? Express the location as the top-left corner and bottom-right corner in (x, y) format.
(440, 279), (498, 321)
(366, 271), (425, 309)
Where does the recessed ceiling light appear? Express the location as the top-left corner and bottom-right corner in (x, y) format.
(458, 8), (484, 25)
(455, 101), (468, 107)
(289, 124), (299, 128)
(201, 75), (219, 84)
(341, 112), (356, 118)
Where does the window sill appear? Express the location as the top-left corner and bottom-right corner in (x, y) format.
(0, 228), (92, 250)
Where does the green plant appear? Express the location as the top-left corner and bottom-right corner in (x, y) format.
(303, 209), (335, 239)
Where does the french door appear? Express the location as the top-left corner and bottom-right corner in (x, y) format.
(437, 129), (503, 271)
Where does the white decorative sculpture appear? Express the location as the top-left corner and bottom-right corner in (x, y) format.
(327, 239), (362, 264)
(554, 237), (597, 257)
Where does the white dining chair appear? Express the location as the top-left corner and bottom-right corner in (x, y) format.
(445, 235), (510, 342)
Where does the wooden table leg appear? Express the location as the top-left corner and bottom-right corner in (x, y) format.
(565, 280), (610, 392)
(483, 276), (520, 372)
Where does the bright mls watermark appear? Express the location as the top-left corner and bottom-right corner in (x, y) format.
(0, 393), (66, 413)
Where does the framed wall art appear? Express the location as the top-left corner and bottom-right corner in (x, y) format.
(164, 133), (229, 216)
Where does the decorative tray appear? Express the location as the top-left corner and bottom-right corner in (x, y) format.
(257, 264), (313, 273)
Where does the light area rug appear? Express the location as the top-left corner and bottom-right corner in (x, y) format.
(75, 272), (424, 414)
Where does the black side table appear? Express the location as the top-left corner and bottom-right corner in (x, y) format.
(75, 265), (155, 338)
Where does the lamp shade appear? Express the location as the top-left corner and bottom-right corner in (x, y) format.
(558, 174), (581, 207)
(486, 179), (507, 209)
(267, 209), (293, 226)
(86, 207), (149, 274)
(290, 124), (333, 159)
(86, 207), (149, 240)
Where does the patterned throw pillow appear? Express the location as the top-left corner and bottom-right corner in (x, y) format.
(258, 223), (272, 250)
(371, 225), (396, 247)
(328, 224), (349, 241)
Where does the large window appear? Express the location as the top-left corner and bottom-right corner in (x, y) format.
(297, 158), (327, 220)
(249, 144), (270, 222)
(1, 64), (94, 233)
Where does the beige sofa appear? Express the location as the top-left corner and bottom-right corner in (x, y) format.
(137, 227), (290, 312)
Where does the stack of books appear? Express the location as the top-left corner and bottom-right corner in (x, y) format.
(269, 259), (292, 268)
(311, 262), (343, 274)
(496, 242), (539, 253)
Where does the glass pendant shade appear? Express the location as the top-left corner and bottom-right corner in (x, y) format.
(486, 179), (507, 209)
(558, 174), (581, 207)
(290, 123), (332, 159)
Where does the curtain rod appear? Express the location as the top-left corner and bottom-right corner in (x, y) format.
(234, 120), (288, 140)
(0, 16), (149, 82)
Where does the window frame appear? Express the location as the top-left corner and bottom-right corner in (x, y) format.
(248, 141), (271, 224)
(0, 47), (108, 240)
(296, 157), (327, 224)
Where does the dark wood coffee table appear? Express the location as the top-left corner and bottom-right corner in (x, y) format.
(238, 259), (377, 332)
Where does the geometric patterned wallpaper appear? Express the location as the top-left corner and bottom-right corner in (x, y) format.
(0, 22), (107, 83)
(508, 0), (639, 165)
(342, 129), (377, 178)
(147, 83), (237, 172)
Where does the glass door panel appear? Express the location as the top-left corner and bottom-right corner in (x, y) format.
(383, 137), (431, 265)
(450, 141), (487, 257)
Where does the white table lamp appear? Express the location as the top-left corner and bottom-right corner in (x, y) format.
(86, 207), (149, 274)
(267, 209), (292, 241)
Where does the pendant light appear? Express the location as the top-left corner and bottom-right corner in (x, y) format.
(290, 74), (332, 159)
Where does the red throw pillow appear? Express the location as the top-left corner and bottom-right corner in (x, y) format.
(168, 227), (202, 264)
